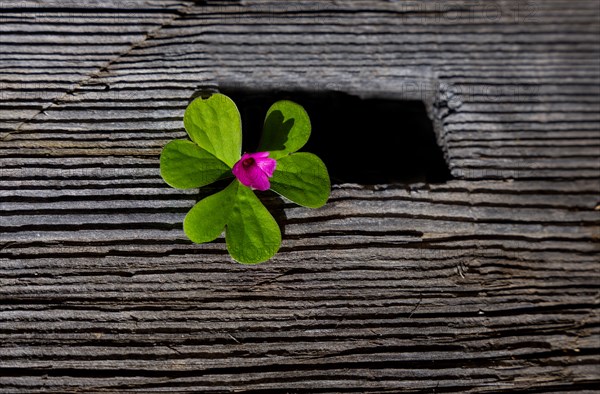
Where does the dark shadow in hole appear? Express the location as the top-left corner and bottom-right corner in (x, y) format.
(187, 88), (452, 242)
(219, 88), (452, 185)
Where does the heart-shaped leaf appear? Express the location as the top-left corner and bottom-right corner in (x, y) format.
(226, 183), (282, 264)
(184, 93), (242, 168)
(257, 100), (310, 159)
(160, 140), (232, 189)
(184, 181), (239, 244)
(163, 94), (328, 265)
(270, 152), (330, 208)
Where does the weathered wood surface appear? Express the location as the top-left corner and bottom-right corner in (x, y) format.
(1, 0), (599, 392)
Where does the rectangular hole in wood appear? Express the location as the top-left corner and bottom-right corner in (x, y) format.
(213, 89), (451, 184)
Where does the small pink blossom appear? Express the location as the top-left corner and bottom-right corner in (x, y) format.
(232, 152), (277, 191)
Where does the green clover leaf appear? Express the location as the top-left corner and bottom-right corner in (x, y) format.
(258, 100), (311, 159)
(183, 93), (242, 168)
(160, 140), (231, 189)
(226, 184), (282, 264)
(269, 152), (330, 208)
(184, 180), (239, 244)
(160, 93), (330, 264)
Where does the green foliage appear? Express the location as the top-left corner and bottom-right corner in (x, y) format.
(226, 184), (281, 264)
(184, 181), (238, 244)
(258, 100), (311, 159)
(270, 153), (330, 208)
(160, 93), (330, 264)
(160, 140), (231, 189)
(183, 93), (242, 168)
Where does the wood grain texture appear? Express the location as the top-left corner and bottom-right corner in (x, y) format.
(1, 0), (599, 392)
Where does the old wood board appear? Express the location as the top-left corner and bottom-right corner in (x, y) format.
(1, 0), (599, 392)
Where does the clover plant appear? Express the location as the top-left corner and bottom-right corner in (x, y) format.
(160, 93), (330, 264)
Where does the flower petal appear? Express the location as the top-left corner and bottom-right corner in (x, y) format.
(246, 164), (271, 191)
(231, 160), (245, 183)
(251, 174), (271, 191)
(255, 156), (277, 177)
(232, 151), (276, 191)
(232, 159), (270, 191)
(239, 152), (253, 161)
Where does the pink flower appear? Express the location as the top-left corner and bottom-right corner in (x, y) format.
(232, 152), (277, 191)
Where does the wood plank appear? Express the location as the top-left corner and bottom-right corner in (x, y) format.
(1, 0), (599, 392)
